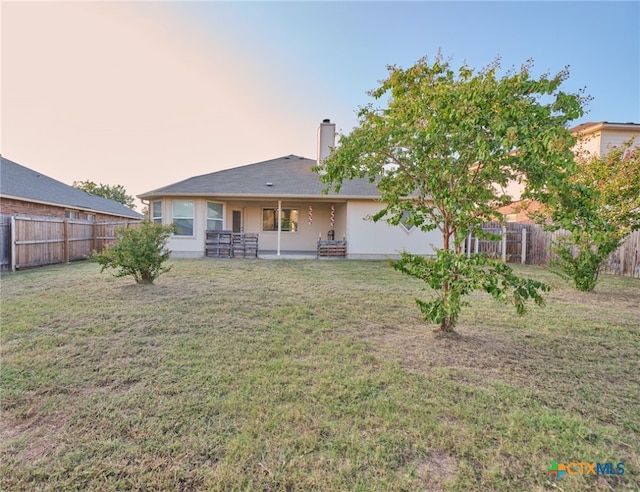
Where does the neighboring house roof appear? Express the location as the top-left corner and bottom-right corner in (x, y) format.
(138, 155), (381, 200)
(571, 121), (640, 135)
(1, 157), (143, 219)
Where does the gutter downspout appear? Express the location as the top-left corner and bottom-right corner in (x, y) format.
(277, 200), (282, 256)
(140, 199), (150, 220)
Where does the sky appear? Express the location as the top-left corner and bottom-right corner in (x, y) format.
(2, 1), (639, 210)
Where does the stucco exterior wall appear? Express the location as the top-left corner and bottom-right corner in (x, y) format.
(574, 128), (640, 159)
(159, 197), (206, 257)
(345, 201), (443, 259)
(161, 198), (352, 256)
(159, 197), (443, 257)
(599, 129), (640, 154)
(229, 200), (346, 252)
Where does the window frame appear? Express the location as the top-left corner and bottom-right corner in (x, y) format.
(151, 200), (162, 224)
(262, 207), (299, 233)
(206, 202), (224, 231)
(172, 200), (195, 236)
(399, 210), (416, 233)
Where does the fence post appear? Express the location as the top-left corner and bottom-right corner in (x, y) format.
(92, 222), (98, 252)
(501, 225), (507, 262)
(474, 237), (479, 254)
(64, 219), (70, 264)
(467, 233), (472, 258)
(10, 216), (16, 272)
(521, 227), (527, 264)
(620, 246), (625, 276)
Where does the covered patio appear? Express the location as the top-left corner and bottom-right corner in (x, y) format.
(204, 229), (347, 259)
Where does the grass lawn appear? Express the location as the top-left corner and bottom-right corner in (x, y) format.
(1, 259), (638, 491)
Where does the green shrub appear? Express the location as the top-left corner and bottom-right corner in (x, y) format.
(392, 251), (549, 331)
(551, 234), (618, 292)
(92, 221), (176, 284)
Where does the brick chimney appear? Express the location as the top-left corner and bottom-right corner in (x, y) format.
(317, 119), (336, 167)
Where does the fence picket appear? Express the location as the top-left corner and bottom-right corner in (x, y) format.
(0, 215), (140, 271)
(467, 223), (639, 278)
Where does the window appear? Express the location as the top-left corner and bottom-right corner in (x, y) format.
(152, 201), (162, 224)
(86, 213), (96, 222)
(399, 211), (415, 232)
(262, 208), (299, 232)
(207, 202), (223, 231)
(65, 210), (79, 219)
(172, 200), (194, 236)
(505, 213), (517, 223)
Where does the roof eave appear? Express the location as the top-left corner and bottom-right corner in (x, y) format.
(137, 192), (382, 200)
(0, 194), (142, 219)
(572, 121), (640, 136)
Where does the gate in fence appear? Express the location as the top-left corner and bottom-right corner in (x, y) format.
(465, 223), (531, 264)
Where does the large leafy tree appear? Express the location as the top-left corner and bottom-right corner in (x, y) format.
(546, 140), (640, 291)
(73, 180), (136, 210)
(320, 55), (588, 332)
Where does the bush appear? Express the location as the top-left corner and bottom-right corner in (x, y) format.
(92, 221), (176, 284)
(392, 251), (549, 332)
(551, 234), (618, 292)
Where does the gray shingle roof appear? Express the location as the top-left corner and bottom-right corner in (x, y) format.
(138, 155), (380, 199)
(1, 157), (143, 219)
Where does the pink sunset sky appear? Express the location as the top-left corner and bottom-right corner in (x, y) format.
(2, 1), (638, 210)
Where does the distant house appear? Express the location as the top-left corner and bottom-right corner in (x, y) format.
(572, 121), (640, 158)
(0, 157), (143, 221)
(498, 121), (640, 223)
(138, 120), (442, 258)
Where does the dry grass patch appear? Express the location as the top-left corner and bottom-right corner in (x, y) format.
(1, 259), (638, 491)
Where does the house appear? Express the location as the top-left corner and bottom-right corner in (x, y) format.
(0, 157), (143, 221)
(572, 121), (640, 159)
(1, 157), (143, 271)
(498, 121), (640, 223)
(137, 120), (442, 259)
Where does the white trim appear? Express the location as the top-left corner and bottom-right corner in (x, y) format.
(152, 200), (163, 224)
(172, 199), (195, 237)
(138, 192), (380, 200)
(277, 200), (282, 256)
(206, 201), (224, 231)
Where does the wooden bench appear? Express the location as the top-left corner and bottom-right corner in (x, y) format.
(317, 240), (347, 258)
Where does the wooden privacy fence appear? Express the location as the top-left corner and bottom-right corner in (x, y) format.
(465, 223), (530, 264)
(0, 215), (10, 272)
(466, 223), (640, 278)
(0, 215), (140, 271)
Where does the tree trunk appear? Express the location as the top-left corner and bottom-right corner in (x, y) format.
(439, 316), (455, 332)
(443, 227), (452, 251)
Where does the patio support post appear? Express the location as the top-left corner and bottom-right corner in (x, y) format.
(277, 200), (282, 256)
